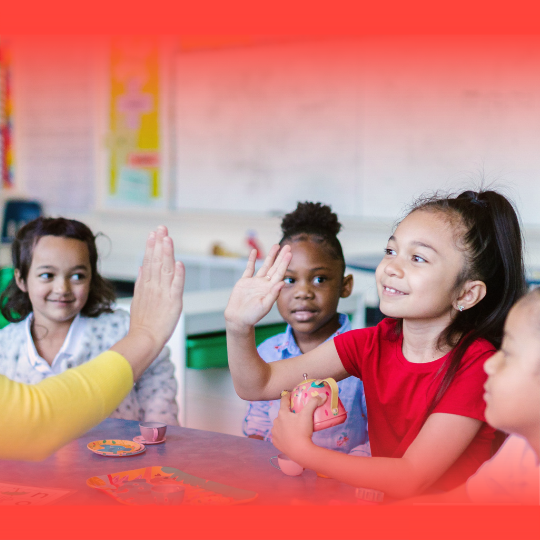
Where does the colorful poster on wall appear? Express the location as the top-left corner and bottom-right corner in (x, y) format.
(107, 38), (163, 207)
(0, 41), (14, 189)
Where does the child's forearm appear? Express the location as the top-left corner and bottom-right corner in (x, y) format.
(291, 441), (436, 500)
(226, 325), (275, 400)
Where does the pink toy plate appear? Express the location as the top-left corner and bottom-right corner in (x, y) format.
(87, 439), (146, 457)
(133, 435), (166, 445)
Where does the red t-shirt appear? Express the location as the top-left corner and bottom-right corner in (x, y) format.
(334, 318), (496, 491)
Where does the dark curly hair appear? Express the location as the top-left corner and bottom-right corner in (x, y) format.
(279, 201), (345, 272)
(0, 217), (116, 322)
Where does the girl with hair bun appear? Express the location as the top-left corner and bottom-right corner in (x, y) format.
(243, 202), (370, 457)
(226, 189), (527, 499)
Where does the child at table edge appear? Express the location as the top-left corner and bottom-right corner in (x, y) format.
(243, 202), (370, 455)
(0, 225), (184, 461)
(0, 217), (179, 425)
(401, 288), (540, 505)
(226, 189), (527, 498)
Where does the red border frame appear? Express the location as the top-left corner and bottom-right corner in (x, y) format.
(1, 2), (539, 538)
(1, 505), (539, 539)
(2, 1), (540, 34)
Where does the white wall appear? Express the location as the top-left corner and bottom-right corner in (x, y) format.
(174, 40), (362, 216)
(172, 36), (540, 228)
(7, 35), (540, 273)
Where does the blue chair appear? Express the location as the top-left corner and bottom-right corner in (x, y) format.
(1, 200), (43, 243)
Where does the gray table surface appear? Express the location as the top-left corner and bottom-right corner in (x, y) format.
(0, 418), (359, 505)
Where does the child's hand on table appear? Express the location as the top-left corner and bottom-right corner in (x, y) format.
(271, 391), (327, 463)
(225, 244), (292, 333)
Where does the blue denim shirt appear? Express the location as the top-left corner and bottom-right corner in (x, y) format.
(243, 314), (370, 455)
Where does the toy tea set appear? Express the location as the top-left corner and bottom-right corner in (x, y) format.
(270, 374), (385, 504)
(270, 374), (347, 476)
(289, 374), (347, 430)
(84, 375), (378, 505)
(87, 422), (167, 457)
(86, 422), (257, 505)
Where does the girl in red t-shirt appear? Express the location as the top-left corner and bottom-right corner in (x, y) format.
(225, 191), (527, 498)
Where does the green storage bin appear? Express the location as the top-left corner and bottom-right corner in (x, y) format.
(0, 268), (14, 329)
(186, 322), (287, 369)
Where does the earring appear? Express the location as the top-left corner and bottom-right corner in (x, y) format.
(457, 305), (465, 312)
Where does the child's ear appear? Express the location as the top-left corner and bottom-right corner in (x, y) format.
(455, 280), (487, 312)
(14, 269), (27, 293)
(340, 274), (354, 298)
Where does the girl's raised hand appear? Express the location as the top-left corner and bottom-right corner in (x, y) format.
(224, 244), (292, 333)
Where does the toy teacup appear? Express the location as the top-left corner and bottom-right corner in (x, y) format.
(289, 374), (347, 431)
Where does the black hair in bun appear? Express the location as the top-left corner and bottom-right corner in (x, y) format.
(280, 201), (345, 272)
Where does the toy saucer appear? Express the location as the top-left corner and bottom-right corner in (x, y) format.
(133, 435), (166, 445)
(87, 439), (146, 457)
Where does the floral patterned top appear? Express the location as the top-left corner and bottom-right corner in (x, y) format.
(0, 309), (179, 425)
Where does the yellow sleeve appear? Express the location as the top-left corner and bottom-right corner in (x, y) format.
(0, 351), (133, 461)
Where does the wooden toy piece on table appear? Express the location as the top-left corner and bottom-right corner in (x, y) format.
(0, 482), (73, 505)
(87, 466), (258, 506)
(289, 374), (347, 431)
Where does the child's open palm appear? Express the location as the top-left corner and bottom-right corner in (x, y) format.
(225, 244), (292, 332)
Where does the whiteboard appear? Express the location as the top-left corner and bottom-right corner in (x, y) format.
(173, 36), (540, 226)
(359, 36), (540, 225)
(174, 40), (362, 216)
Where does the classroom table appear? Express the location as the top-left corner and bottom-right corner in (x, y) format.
(0, 419), (361, 506)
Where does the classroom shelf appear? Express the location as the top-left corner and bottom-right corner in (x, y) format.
(186, 322), (287, 369)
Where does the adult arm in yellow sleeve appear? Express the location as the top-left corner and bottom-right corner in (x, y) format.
(0, 352), (132, 460)
(0, 226), (185, 461)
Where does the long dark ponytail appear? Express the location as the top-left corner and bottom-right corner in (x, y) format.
(408, 190), (527, 417)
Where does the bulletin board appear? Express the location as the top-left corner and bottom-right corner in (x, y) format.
(106, 37), (165, 208)
(0, 40), (14, 189)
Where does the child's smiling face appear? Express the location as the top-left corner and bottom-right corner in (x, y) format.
(375, 210), (475, 324)
(277, 239), (352, 351)
(15, 235), (92, 330)
(483, 298), (540, 441)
